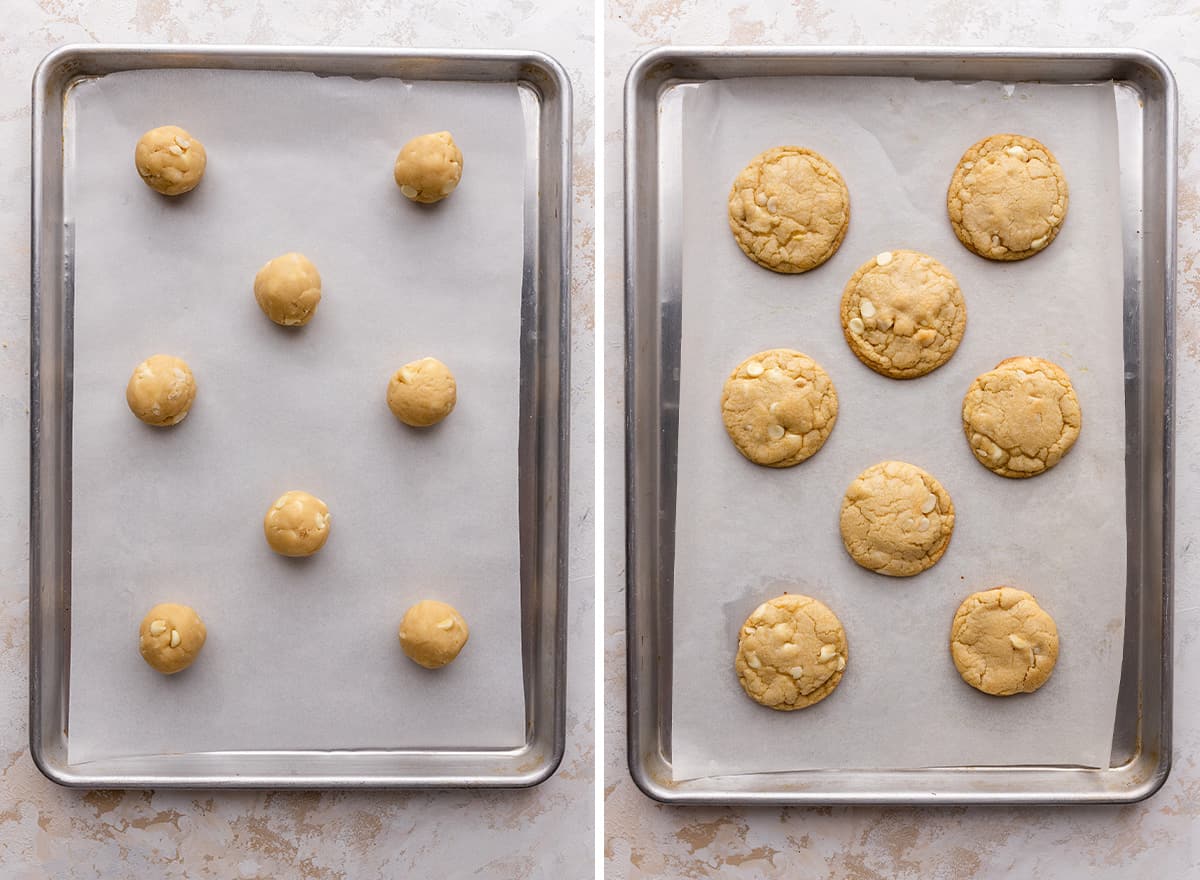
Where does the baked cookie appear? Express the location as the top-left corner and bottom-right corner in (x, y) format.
(399, 600), (470, 669)
(946, 134), (1068, 261)
(138, 603), (207, 675)
(126, 354), (196, 427)
(387, 357), (457, 427)
(263, 490), (331, 557)
(950, 587), (1059, 695)
(962, 356), (1081, 478)
(727, 146), (850, 273)
(394, 131), (463, 204)
(720, 349), (838, 468)
(134, 125), (207, 196)
(840, 250), (966, 379)
(254, 252), (322, 327)
(840, 461), (954, 577)
(735, 593), (847, 711)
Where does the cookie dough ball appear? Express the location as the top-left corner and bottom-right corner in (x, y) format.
(263, 490), (331, 557)
(720, 349), (838, 467)
(947, 134), (1068, 261)
(841, 250), (967, 379)
(387, 357), (457, 427)
(134, 125), (207, 196)
(393, 131), (463, 204)
(126, 354), (196, 427)
(728, 146), (850, 273)
(138, 603), (207, 675)
(962, 356), (1081, 478)
(253, 253), (322, 327)
(951, 587), (1059, 695)
(840, 461), (955, 577)
(399, 600), (469, 669)
(735, 594), (847, 710)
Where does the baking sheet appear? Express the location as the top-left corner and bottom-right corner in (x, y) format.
(67, 69), (527, 763)
(671, 76), (1126, 780)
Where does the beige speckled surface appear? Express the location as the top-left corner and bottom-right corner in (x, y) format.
(2, 1), (593, 876)
(604, 1), (1200, 877)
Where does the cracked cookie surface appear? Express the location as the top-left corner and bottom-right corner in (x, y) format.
(720, 348), (838, 468)
(735, 593), (848, 710)
(728, 146), (850, 273)
(962, 356), (1081, 479)
(947, 133), (1068, 261)
(840, 249), (966, 378)
(950, 587), (1059, 695)
(840, 460), (954, 577)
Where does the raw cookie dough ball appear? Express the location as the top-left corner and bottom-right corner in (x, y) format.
(951, 587), (1059, 695)
(398, 599), (469, 669)
(134, 125), (207, 196)
(840, 249), (967, 379)
(720, 348), (838, 467)
(840, 461), (955, 577)
(735, 594), (848, 710)
(126, 354), (197, 427)
(962, 356), (1081, 478)
(387, 357), (457, 427)
(263, 490), (331, 557)
(253, 252), (322, 327)
(138, 603), (207, 675)
(728, 145), (850, 273)
(393, 131), (463, 204)
(947, 134), (1068, 261)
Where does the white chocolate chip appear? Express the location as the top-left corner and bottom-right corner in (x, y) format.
(1005, 145), (1026, 157)
(962, 161), (974, 170)
(818, 644), (838, 662)
(1031, 236), (1047, 248)
(441, 178), (459, 195)
(921, 493), (937, 514)
(745, 361), (764, 378)
(875, 251), (893, 266)
(1010, 634), (1030, 650)
(149, 620), (167, 636)
(746, 652), (761, 670)
(437, 618), (455, 630)
(836, 656), (846, 671)
(743, 626), (754, 635)
(754, 192), (767, 206)
(859, 300), (876, 319)
(168, 144), (183, 156)
(788, 667), (805, 679)
(753, 603), (768, 619)
(174, 136), (190, 149)
(848, 317), (865, 335)
(767, 424), (785, 440)
(766, 197), (779, 214)
(781, 642), (798, 654)
(917, 517), (930, 531)
(400, 184), (419, 199)
(169, 629), (181, 648)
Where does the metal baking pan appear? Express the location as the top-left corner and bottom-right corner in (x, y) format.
(624, 46), (1175, 804)
(30, 44), (571, 788)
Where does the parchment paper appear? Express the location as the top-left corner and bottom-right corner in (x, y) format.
(67, 69), (527, 763)
(671, 77), (1126, 780)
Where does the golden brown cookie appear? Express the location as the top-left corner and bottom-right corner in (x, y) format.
(950, 587), (1059, 695)
(394, 131), (463, 204)
(946, 134), (1068, 261)
(387, 357), (457, 427)
(727, 146), (850, 273)
(399, 600), (470, 669)
(735, 593), (848, 711)
(263, 490), (331, 557)
(126, 354), (197, 427)
(840, 461), (954, 577)
(961, 356), (1081, 478)
(138, 603), (207, 675)
(720, 348), (838, 468)
(840, 249), (966, 379)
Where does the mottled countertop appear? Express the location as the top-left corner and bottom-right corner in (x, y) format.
(0, 2), (594, 877)
(603, 2), (1200, 877)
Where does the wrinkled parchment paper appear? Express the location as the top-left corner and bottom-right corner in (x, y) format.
(67, 69), (527, 762)
(671, 77), (1125, 779)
